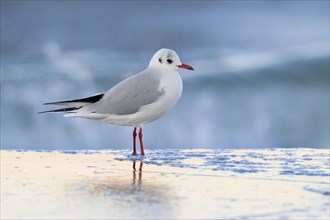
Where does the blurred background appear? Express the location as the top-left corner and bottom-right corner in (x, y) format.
(1, 1), (329, 149)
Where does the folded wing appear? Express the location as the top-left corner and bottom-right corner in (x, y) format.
(80, 72), (164, 115)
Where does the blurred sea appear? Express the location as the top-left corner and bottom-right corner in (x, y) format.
(1, 1), (329, 149)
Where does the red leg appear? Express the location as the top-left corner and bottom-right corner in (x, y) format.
(138, 127), (145, 156)
(132, 127), (137, 155)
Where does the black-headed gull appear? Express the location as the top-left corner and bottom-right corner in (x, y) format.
(40, 48), (194, 155)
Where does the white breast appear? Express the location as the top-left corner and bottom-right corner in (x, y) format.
(130, 70), (183, 126)
(158, 70), (183, 111)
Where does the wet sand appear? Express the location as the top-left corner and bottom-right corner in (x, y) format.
(1, 149), (329, 219)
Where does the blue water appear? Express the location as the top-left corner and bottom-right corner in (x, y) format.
(1, 1), (329, 149)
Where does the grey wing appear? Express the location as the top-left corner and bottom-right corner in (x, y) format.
(82, 73), (165, 115)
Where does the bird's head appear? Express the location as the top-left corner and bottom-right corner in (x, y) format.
(149, 48), (194, 71)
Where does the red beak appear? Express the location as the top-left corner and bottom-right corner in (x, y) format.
(177, 63), (194, 71)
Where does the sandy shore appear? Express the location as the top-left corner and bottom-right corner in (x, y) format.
(1, 149), (329, 219)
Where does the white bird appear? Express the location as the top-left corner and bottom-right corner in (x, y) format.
(40, 48), (194, 155)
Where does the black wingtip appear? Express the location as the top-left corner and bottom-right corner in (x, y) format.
(37, 109), (58, 114)
(38, 107), (82, 114)
(43, 94), (104, 106)
(43, 102), (61, 105)
(38, 110), (55, 114)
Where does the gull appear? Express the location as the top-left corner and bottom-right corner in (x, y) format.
(39, 48), (194, 155)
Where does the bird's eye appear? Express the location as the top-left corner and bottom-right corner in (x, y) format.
(167, 59), (173, 64)
(158, 58), (162, 63)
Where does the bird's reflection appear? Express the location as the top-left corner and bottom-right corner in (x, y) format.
(68, 160), (177, 218)
(74, 160), (174, 205)
(132, 161), (143, 187)
(133, 160), (143, 171)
